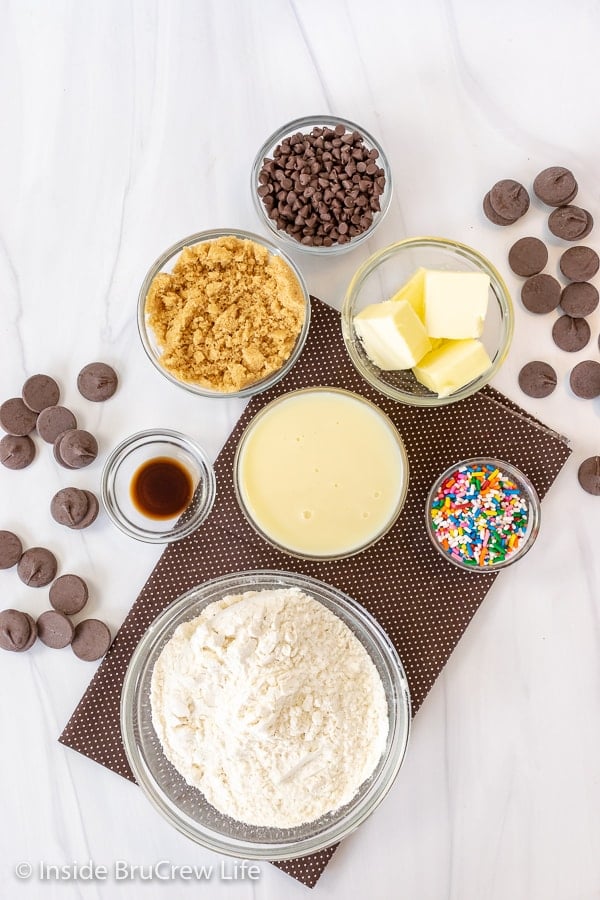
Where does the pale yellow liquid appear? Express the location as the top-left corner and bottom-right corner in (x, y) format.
(236, 390), (407, 557)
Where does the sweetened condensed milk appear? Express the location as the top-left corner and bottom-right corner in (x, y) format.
(235, 388), (408, 558)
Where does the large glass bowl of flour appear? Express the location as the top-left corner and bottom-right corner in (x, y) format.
(120, 570), (411, 860)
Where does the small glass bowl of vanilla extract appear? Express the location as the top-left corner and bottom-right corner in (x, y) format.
(101, 430), (216, 543)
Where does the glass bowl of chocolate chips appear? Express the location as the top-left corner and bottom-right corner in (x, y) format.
(251, 115), (392, 254)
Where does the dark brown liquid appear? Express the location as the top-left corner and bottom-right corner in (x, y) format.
(130, 456), (194, 519)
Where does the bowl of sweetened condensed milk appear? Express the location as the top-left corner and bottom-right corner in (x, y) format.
(233, 388), (409, 559)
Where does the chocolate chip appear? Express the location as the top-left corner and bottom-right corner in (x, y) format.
(548, 205), (593, 241)
(55, 429), (98, 468)
(0, 434), (36, 469)
(256, 124), (386, 248)
(49, 574), (89, 615)
(533, 166), (578, 207)
(71, 619), (111, 661)
(50, 487), (90, 527)
(77, 363), (118, 402)
(518, 361), (557, 398)
(0, 398), (38, 436)
(0, 610), (37, 652)
(508, 237), (548, 276)
(36, 406), (77, 444)
(37, 610), (74, 649)
(560, 282), (599, 317)
(21, 374), (60, 413)
(552, 315), (591, 352)
(521, 274), (562, 314)
(488, 179), (530, 221)
(0, 531), (23, 569)
(569, 360), (600, 399)
(578, 456), (600, 494)
(559, 246), (599, 282)
(17, 547), (58, 588)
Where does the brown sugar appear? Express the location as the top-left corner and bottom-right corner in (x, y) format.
(145, 236), (306, 392)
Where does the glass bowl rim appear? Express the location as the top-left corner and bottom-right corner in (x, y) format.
(424, 456), (541, 572)
(137, 227), (311, 398)
(341, 235), (514, 406)
(251, 113), (393, 255)
(232, 386), (410, 560)
(120, 568), (412, 859)
(100, 428), (217, 544)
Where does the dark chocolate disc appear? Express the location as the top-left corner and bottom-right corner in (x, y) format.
(578, 456), (600, 495)
(49, 574), (89, 615)
(518, 361), (557, 398)
(22, 374), (60, 413)
(489, 179), (530, 220)
(17, 547), (58, 588)
(0, 398), (38, 436)
(560, 282), (599, 317)
(548, 205), (593, 241)
(533, 166), (578, 207)
(483, 191), (518, 226)
(0, 531), (23, 569)
(0, 609), (37, 652)
(570, 360), (600, 399)
(0, 434), (35, 469)
(521, 274), (561, 314)
(37, 610), (74, 649)
(508, 237), (548, 277)
(77, 363), (118, 401)
(559, 246), (599, 282)
(36, 406), (77, 444)
(57, 430), (98, 469)
(50, 487), (90, 527)
(71, 619), (111, 661)
(552, 315), (591, 352)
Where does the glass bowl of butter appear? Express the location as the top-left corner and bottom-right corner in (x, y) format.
(341, 237), (514, 406)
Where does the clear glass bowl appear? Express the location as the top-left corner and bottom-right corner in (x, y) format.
(101, 429), (216, 543)
(120, 570), (411, 860)
(233, 387), (410, 560)
(342, 237), (514, 406)
(251, 115), (392, 255)
(425, 457), (541, 571)
(137, 228), (311, 398)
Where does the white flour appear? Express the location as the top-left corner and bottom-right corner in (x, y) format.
(150, 587), (389, 827)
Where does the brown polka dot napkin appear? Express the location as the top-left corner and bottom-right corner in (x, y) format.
(59, 298), (570, 888)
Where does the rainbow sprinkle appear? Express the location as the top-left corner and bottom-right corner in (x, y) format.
(429, 462), (529, 567)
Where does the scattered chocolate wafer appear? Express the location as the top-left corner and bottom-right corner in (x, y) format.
(36, 406), (77, 444)
(560, 282), (599, 317)
(37, 610), (74, 649)
(508, 237), (548, 277)
(70, 491), (99, 529)
(570, 360), (600, 399)
(0, 398), (38, 436)
(50, 487), (89, 527)
(552, 315), (591, 352)
(489, 179), (530, 221)
(0, 531), (23, 569)
(49, 574), (89, 615)
(0, 434), (35, 469)
(578, 456), (600, 495)
(559, 246), (599, 282)
(71, 618), (111, 661)
(533, 166), (578, 207)
(0, 610), (37, 652)
(518, 361), (557, 398)
(77, 363), (118, 402)
(22, 374), (60, 413)
(548, 205), (593, 241)
(17, 547), (58, 588)
(56, 429), (98, 469)
(521, 274), (561, 314)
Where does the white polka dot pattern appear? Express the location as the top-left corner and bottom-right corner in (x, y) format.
(59, 298), (571, 888)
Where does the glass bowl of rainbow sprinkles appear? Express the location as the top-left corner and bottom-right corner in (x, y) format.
(425, 457), (541, 571)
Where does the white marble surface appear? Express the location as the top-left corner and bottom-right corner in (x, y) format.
(1, 1), (600, 898)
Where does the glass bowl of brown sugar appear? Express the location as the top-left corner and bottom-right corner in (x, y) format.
(251, 115), (392, 254)
(138, 229), (311, 398)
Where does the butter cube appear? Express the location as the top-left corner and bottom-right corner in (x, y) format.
(424, 271), (489, 339)
(354, 299), (432, 370)
(390, 267), (426, 320)
(412, 339), (492, 397)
